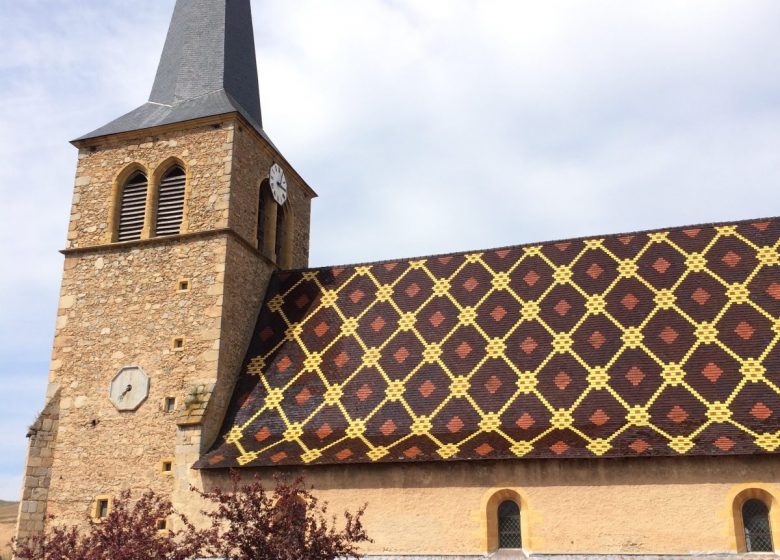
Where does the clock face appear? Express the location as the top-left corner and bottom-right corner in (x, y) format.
(269, 163), (288, 206)
(108, 366), (150, 412)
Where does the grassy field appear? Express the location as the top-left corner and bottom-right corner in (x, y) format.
(0, 501), (18, 560)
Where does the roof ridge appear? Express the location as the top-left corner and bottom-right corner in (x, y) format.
(283, 214), (780, 274)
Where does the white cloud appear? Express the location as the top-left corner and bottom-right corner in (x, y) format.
(0, 0), (779, 499)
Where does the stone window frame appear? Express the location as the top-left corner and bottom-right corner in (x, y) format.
(91, 495), (113, 522)
(148, 157), (191, 239)
(733, 488), (777, 553)
(160, 458), (174, 476)
(108, 162), (150, 243)
(483, 488), (528, 554)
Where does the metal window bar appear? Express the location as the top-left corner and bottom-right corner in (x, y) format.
(498, 500), (522, 549)
(118, 173), (148, 242)
(155, 167), (186, 237)
(744, 499), (774, 552)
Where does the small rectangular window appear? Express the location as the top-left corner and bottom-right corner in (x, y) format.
(92, 496), (111, 521)
(156, 518), (168, 531)
(172, 337), (185, 351)
(177, 279), (191, 292)
(164, 397), (176, 413)
(161, 460), (173, 474)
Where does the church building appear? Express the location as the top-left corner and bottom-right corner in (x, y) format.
(16, 1), (780, 557)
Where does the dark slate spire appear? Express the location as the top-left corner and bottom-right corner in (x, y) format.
(76, 0), (265, 141)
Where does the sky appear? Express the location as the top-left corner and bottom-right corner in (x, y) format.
(1, 0), (779, 501)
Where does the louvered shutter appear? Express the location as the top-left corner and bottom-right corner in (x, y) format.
(155, 167), (186, 236)
(117, 172), (148, 241)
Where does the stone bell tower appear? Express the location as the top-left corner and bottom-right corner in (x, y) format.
(16, 0), (315, 538)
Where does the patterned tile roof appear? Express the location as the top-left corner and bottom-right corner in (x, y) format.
(197, 217), (780, 468)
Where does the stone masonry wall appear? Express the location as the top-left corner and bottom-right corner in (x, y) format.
(37, 116), (313, 535)
(67, 121), (235, 249)
(228, 121), (312, 268)
(15, 385), (60, 540)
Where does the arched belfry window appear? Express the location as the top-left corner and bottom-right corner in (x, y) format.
(743, 499), (773, 552)
(498, 500), (521, 549)
(257, 179), (276, 257)
(155, 166), (186, 237)
(117, 171), (148, 242)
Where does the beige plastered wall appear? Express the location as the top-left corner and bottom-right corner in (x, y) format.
(198, 454), (780, 556)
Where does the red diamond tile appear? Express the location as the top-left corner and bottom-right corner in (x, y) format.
(589, 331), (606, 349)
(456, 341), (472, 359)
(485, 375), (502, 394)
(618, 235), (634, 245)
(590, 409), (609, 427)
(751, 402), (772, 421)
(496, 249), (510, 258)
(683, 228), (701, 238)
(659, 326), (679, 344)
(722, 251), (742, 267)
(524, 270), (541, 286)
(208, 454), (225, 466)
(516, 413), (535, 430)
(653, 257), (671, 274)
(767, 282), (780, 300)
(405, 283), (420, 298)
(334, 352), (350, 368)
(316, 424), (333, 440)
(556, 242), (571, 251)
(626, 366), (645, 387)
(491, 306), (507, 322)
(314, 321), (329, 337)
(702, 362), (723, 383)
(621, 293), (639, 310)
(753, 221), (770, 231)
(430, 311), (445, 327)
(356, 384), (373, 401)
(692, 287), (711, 305)
(394, 347), (410, 363)
(667, 405), (689, 424)
(447, 416), (465, 433)
(331, 267), (345, 277)
(419, 380), (436, 398)
(336, 449), (353, 460)
(277, 356), (292, 373)
(271, 451), (288, 463)
(371, 316), (387, 332)
(554, 371), (571, 390)
(260, 326), (274, 341)
(463, 277), (479, 292)
(438, 257), (452, 265)
(403, 446), (422, 459)
(384, 262), (399, 270)
(295, 387), (312, 405)
(735, 321), (755, 341)
(295, 294), (311, 309)
(550, 441), (569, 455)
(520, 337), (538, 355)
(587, 263), (604, 279)
(714, 436), (735, 451)
(554, 299), (572, 316)
(380, 419), (397, 436)
(349, 289), (365, 304)
(629, 439), (649, 454)
(255, 427), (271, 442)
(475, 443), (494, 456)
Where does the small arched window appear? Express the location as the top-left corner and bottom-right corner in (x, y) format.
(155, 166), (186, 236)
(117, 171), (148, 242)
(743, 499), (773, 552)
(498, 500), (521, 549)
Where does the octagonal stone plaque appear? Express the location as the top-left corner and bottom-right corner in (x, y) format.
(109, 366), (150, 411)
